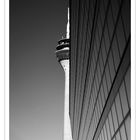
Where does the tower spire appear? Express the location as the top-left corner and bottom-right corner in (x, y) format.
(66, 7), (70, 39)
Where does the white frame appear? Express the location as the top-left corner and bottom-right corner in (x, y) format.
(2, 0), (139, 140)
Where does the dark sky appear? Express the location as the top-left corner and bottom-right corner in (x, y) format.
(10, 0), (68, 140)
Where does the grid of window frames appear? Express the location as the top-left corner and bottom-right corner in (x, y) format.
(70, 0), (130, 139)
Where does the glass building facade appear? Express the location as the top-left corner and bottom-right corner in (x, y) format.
(69, 0), (131, 140)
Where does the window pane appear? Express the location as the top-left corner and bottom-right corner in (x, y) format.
(101, 85), (105, 107)
(112, 37), (120, 70)
(101, 130), (105, 140)
(125, 116), (131, 140)
(103, 126), (108, 140)
(116, 131), (121, 140)
(125, 67), (131, 107)
(105, 64), (112, 91)
(119, 82), (129, 117)
(116, 19), (126, 57)
(112, 103), (119, 131)
(106, 119), (111, 140)
(103, 76), (108, 99)
(108, 111), (115, 137)
(108, 51), (116, 81)
(120, 124), (127, 140)
(115, 93), (123, 124)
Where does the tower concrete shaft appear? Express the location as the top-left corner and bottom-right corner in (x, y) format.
(60, 60), (72, 140)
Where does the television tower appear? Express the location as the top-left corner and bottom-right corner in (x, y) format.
(55, 8), (72, 140)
